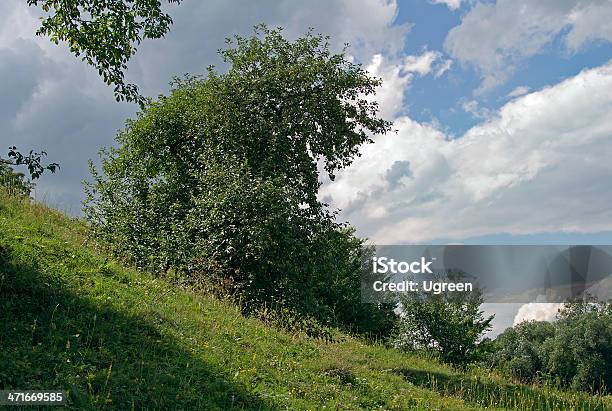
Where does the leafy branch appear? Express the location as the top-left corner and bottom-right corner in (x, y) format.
(6, 146), (60, 180)
(28, 0), (182, 106)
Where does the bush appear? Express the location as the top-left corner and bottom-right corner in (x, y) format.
(183, 160), (323, 308)
(393, 271), (493, 366)
(0, 162), (33, 197)
(307, 229), (396, 336)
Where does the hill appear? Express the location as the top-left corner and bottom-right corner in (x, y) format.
(1, 191), (610, 410)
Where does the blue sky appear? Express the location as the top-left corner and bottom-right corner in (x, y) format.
(321, 0), (612, 248)
(2, 0), (612, 248)
(396, 0), (612, 135)
(395, 1), (612, 247)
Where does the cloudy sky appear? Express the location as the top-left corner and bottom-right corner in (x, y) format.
(3, 0), (612, 247)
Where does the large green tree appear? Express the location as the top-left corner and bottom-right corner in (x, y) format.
(85, 26), (393, 334)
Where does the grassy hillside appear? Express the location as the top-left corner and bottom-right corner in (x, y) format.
(1, 192), (610, 410)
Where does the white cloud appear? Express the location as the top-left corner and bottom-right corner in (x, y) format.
(366, 54), (412, 120)
(435, 59), (453, 78)
(403, 50), (442, 75)
(322, 60), (612, 243)
(365, 51), (445, 119)
(565, 2), (612, 51)
(430, 0), (463, 10)
(0, 2), (39, 48)
(506, 86), (531, 98)
(444, 0), (612, 92)
(461, 99), (492, 120)
(513, 302), (563, 325)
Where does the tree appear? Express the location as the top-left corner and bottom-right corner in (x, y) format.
(27, 0), (182, 105)
(6, 146), (59, 180)
(84, 26), (393, 332)
(487, 301), (611, 393)
(541, 301), (611, 392)
(486, 320), (556, 382)
(393, 271), (493, 366)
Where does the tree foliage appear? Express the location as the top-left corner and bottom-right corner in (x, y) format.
(393, 271), (493, 366)
(84, 26), (393, 335)
(0, 146), (59, 197)
(0, 161), (33, 197)
(486, 320), (555, 382)
(542, 302), (611, 392)
(488, 301), (611, 393)
(28, 0), (182, 104)
(7, 146), (59, 180)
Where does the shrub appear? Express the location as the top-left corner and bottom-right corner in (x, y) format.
(393, 271), (493, 366)
(307, 228), (396, 336)
(183, 160), (323, 308)
(0, 162), (33, 197)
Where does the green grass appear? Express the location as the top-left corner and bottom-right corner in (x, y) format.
(1, 191), (610, 410)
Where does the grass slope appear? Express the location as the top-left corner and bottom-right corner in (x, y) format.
(1, 192), (610, 410)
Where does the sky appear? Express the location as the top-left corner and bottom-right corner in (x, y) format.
(3, 0), (612, 334)
(3, 0), (612, 246)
